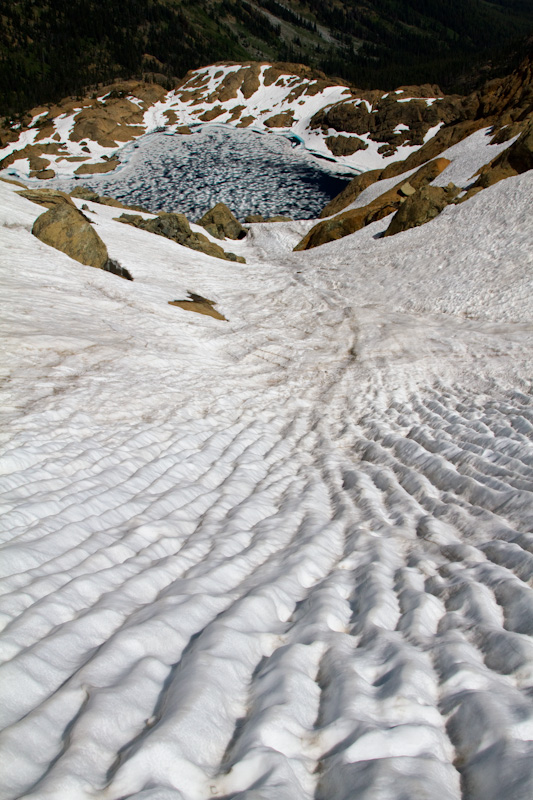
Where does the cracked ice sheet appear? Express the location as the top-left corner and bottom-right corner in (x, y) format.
(52, 127), (352, 220)
(0, 170), (533, 800)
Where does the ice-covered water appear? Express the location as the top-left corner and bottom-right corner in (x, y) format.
(63, 127), (351, 220)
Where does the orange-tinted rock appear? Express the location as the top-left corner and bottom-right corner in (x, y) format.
(295, 158), (450, 250)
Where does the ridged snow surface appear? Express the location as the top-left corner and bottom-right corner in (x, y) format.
(58, 128), (351, 220)
(0, 165), (532, 800)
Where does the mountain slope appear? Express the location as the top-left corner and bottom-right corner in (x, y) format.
(1, 0), (532, 117)
(2, 52), (531, 228)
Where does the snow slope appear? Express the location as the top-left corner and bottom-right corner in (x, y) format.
(0, 163), (532, 800)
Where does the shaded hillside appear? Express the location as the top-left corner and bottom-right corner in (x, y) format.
(1, 0), (533, 117)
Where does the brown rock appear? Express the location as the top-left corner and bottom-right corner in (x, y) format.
(75, 156), (120, 175)
(384, 184), (459, 236)
(474, 118), (533, 189)
(33, 169), (56, 180)
(228, 106), (246, 122)
(17, 188), (76, 209)
(69, 186), (129, 208)
(32, 203), (109, 269)
(0, 142), (64, 170)
(1, 176), (28, 188)
(325, 135), (369, 156)
(169, 293), (227, 321)
(457, 186), (484, 203)
(199, 106), (225, 122)
(295, 158), (450, 250)
(264, 112), (295, 128)
(241, 64), (262, 99)
(217, 70), (245, 102)
(320, 169), (383, 218)
(117, 212), (246, 262)
(70, 186), (101, 202)
(311, 92), (447, 149)
(70, 101), (144, 148)
(264, 62), (348, 87)
(399, 182), (416, 197)
(28, 155), (51, 172)
(197, 203), (246, 240)
(34, 122), (57, 142)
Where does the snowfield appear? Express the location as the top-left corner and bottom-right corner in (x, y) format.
(0, 151), (533, 800)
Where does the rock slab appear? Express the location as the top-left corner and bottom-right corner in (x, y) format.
(118, 212), (246, 262)
(32, 203), (109, 269)
(197, 202), (246, 240)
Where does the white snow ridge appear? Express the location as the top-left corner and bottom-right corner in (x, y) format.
(1, 115), (533, 800)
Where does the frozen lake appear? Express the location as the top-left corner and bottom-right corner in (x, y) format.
(65, 126), (352, 220)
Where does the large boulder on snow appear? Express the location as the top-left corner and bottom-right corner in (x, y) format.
(118, 212), (246, 262)
(197, 202), (246, 240)
(32, 203), (109, 268)
(384, 184), (459, 237)
(295, 157), (450, 251)
(32, 201), (133, 279)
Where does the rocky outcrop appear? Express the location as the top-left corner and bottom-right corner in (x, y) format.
(69, 186), (148, 211)
(117, 213), (246, 262)
(197, 203), (246, 240)
(384, 183), (460, 237)
(18, 188), (76, 209)
(199, 106), (225, 122)
(169, 293), (227, 320)
(0, 142), (65, 172)
(69, 91), (151, 148)
(263, 62), (348, 86)
(74, 156), (120, 175)
(311, 88), (450, 156)
(34, 169), (56, 180)
(325, 135), (369, 156)
(319, 52), (533, 217)
(294, 158), (450, 250)
(32, 202), (131, 279)
(320, 169), (383, 217)
(264, 112), (295, 128)
(295, 158), (450, 250)
(473, 118), (533, 189)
